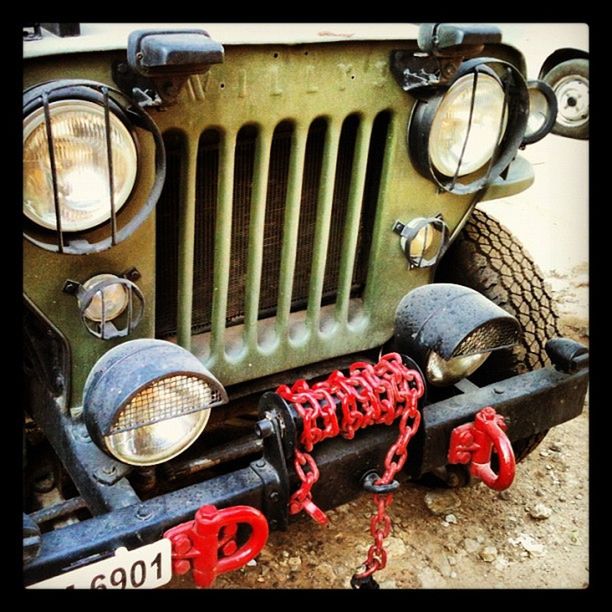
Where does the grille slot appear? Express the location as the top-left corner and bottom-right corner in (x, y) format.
(155, 111), (391, 341)
(191, 129), (219, 335)
(155, 131), (182, 338)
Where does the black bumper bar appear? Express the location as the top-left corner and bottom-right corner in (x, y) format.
(24, 358), (588, 586)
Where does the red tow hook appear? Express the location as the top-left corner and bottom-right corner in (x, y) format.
(447, 407), (516, 491)
(163, 504), (269, 588)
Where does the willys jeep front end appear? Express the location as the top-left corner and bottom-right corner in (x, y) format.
(22, 23), (589, 589)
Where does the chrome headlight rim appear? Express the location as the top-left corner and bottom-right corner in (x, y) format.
(22, 79), (166, 255)
(425, 349), (492, 387)
(408, 58), (529, 195)
(522, 79), (558, 145)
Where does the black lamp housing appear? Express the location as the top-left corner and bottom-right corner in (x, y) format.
(393, 283), (520, 370)
(83, 339), (228, 453)
(522, 80), (558, 145)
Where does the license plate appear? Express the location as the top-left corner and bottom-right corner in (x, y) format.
(27, 539), (172, 589)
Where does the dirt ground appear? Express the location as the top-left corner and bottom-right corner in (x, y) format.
(166, 256), (589, 591)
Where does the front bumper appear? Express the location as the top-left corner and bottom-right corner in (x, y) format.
(24, 346), (588, 586)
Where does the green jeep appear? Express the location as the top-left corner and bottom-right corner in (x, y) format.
(23, 22), (588, 589)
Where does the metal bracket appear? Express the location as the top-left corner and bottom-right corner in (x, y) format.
(390, 24), (501, 95)
(113, 29), (224, 107)
(250, 393), (299, 530)
(92, 463), (131, 486)
(112, 61), (164, 108)
(390, 50), (460, 94)
(23, 24), (42, 41)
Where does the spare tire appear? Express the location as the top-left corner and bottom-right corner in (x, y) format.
(543, 58), (589, 140)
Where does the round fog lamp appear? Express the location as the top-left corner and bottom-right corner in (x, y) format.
(522, 81), (557, 145)
(394, 284), (521, 387)
(426, 351), (491, 386)
(83, 339), (228, 466)
(81, 273), (129, 322)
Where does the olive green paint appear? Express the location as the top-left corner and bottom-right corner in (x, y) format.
(210, 131), (237, 357)
(24, 41), (531, 409)
(176, 134), (199, 350)
(244, 125), (273, 346)
(275, 123), (308, 336)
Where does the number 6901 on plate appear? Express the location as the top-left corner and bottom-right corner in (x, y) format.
(28, 539), (172, 589)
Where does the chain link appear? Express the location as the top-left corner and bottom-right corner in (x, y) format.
(276, 352), (424, 585)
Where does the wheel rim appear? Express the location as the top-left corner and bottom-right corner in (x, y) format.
(553, 74), (589, 128)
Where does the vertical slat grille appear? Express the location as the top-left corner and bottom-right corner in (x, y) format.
(322, 114), (359, 301)
(353, 111), (392, 285)
(155, 111), (391, 340)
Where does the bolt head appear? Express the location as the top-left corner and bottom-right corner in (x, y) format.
(135, 506), (153, 520)
(174, 534), (192, 555)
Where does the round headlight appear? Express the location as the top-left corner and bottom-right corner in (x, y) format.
(426, 350), (491, 386)
(429, 73), (508, 177)
(23, 99), (138, 232)
(83, 340), (228, 466)
(408, 59), (529, 195)
(81, 273), (129, 322)
(104, 375), (213, 466)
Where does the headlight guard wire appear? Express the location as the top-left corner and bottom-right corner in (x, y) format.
(22, 79), (166, 254)
(408, 58), (529, 195)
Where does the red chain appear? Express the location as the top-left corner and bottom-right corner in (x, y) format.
(276, 352), (424, 584)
